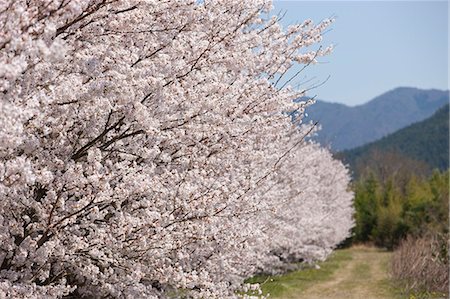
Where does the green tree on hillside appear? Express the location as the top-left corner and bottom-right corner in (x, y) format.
(373, 179), (405, 249)
(352, 169), (449, 249)
(353, 174), (379, 242)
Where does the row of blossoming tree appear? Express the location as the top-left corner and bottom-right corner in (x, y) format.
(0, 1), (353, 298)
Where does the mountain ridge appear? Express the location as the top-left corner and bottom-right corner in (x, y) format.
(303, 87), (449, 151)
(337, 104), (449, 178)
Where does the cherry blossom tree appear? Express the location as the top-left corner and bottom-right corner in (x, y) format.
(1, 0), (352, 298)
(256, 141), (354, 272)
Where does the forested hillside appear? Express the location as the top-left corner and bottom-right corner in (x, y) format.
(303, 88), (448, 151)
(338, 104), (449, 179)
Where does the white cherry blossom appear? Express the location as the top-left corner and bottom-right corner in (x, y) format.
(1, 1), (353, 298)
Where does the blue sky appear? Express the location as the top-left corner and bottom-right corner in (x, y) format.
(271, 1), (448, 106)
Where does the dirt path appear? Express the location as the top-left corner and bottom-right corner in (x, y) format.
(281, 246), (397, 299)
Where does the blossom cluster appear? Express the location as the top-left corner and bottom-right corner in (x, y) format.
(0, 1), (353, 298)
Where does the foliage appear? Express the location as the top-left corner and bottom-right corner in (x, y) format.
(0, 1), (353, 298)
(352, 169), (449, 250)
(353, 174), (379, 243)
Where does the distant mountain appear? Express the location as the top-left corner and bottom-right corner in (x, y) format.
(303, 87), (449, 151)
(337, 104), (449, 177)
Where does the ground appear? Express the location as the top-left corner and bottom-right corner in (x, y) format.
(247, 246), (405, 299)
(287, 246), (399, 299)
